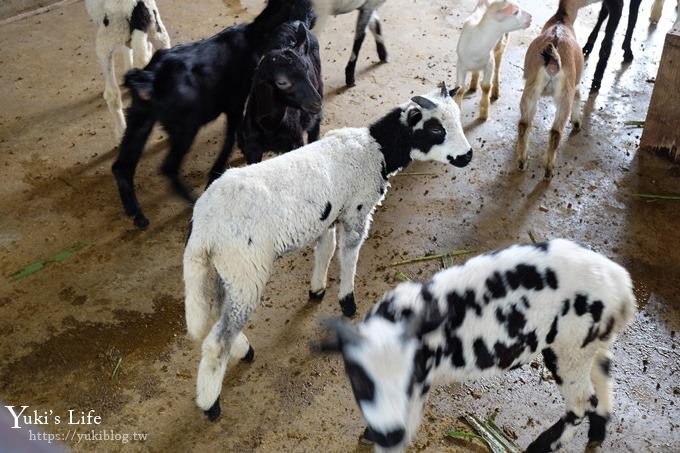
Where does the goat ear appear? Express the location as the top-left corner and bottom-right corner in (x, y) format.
(448, 86), (461, 98)
(254, 81), (275, 124)
(499, 3), (518, 16)
(294, 22), (307, 48)
(403, 302), (445, 339)
(407, 107), (423, 127)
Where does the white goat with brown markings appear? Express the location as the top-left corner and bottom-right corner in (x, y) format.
(455, 0), (532, 120)
(515, 0), (598, 179)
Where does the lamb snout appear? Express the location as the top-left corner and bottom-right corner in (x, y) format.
(448, 149), (473, 167)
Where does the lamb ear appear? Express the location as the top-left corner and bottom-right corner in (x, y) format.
(319, 317), (362, 352)
(403, 306), (445, 339)
(407, 107), (423, 127)
(254, 81), (275, 124)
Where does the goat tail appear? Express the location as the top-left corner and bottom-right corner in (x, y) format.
(541, 43), (561, 77)
(184, 237), (218, 341)
(607, 265), (637, 341)
(124, 68), (154, 101)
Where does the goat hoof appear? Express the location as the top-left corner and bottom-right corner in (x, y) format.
(242, 345), (255, 363)
(573, 121), (581, 131)
(518, 160), (526, 172)
(133, 214), (149, 229)
(345, 79), (356, 88)
(377, 45), (388, 63)
(204, 399), (221, 421)
(586, 440), (602, 451)
(340, 293), (356, 317)
(544, 168), (553, 180)
(623, 52), (634, 63)
(309, 289), (326, 301)
(589, 82), (601, 93)
(490, 94), (499, 102)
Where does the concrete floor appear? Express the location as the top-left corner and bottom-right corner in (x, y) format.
(0, 0), (679, 452)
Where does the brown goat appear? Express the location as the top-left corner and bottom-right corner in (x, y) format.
(515, 0), (597, 179)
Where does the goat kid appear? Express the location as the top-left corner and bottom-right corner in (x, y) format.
(184, 84), (472, 422)
(236, 21), (323, 164)
(455, 0), (531, 120)
(325, 239), (636, 453)
(112, 0), (311, 229)
(516, 0), (592, 180)
(85, 0), (170, 139)
(311, 0), (388, 87)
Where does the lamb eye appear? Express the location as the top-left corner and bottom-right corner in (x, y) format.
(429, 126), (445, 136)
(275, 79), (291, 89)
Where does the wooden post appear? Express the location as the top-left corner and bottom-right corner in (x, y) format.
(640, 19), (680, 161)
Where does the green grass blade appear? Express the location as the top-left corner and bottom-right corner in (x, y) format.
(10, 261), (47, 280)
(463, 414), (506, 453)
(447, 431), (486, 442)
(628, 193), (680, 201)
(10, 243), (86, 281)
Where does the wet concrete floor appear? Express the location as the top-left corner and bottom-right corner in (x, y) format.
(0, 0), (678, 451)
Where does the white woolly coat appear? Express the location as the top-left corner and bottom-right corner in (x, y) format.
(191, 127), (385, 264)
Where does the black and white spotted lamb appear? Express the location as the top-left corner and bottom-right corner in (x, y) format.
(184, 84), (473, 421)
(324, 239), (636, 452)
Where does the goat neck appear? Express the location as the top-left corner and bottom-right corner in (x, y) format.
(547, 0), (590, 27)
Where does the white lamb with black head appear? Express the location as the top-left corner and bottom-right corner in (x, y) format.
(324, 239), (636, 452)
(184, 84), (473, 422)
(85, 0), (170, 139)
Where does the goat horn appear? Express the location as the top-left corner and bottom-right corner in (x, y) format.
(440, 82), (448, 97)
(411, 96), (437, 110)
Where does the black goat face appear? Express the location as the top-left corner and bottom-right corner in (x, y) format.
(257, 50), (322, 114)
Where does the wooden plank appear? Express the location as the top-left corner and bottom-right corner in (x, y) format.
(640, 21), (680, 161)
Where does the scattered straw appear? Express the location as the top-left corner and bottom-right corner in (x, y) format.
(389, 250), (475, 267)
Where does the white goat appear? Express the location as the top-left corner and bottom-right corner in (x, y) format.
(85, 0), (170, 139)
(650, 0), (679, 23)
(184, 85), (473, 421)
(515, 0), (598, 179)
(311, 0), (388, 86)
(455, 0), (532, 120)
(325, 239), (636, 453)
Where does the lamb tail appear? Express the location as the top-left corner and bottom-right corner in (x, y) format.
(541, 43), (561, 76)
(184, 238), (217, 341)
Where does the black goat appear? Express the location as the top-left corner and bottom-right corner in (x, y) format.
(112, 0), (314, 229)
(582, 0), (643, 92)
(236, 21), (323, 165)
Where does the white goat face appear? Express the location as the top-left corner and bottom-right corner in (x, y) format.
(489, 1), (532, 32)
(402, 85), (472, 168)
(326, 316), (428, 452)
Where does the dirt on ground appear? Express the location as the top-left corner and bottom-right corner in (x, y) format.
(0, 0), (679, 452)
